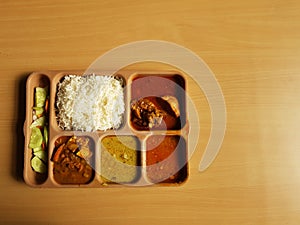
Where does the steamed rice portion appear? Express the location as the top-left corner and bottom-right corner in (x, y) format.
(56, 74), (125, 132)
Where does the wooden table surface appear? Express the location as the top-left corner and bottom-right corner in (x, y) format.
(1, 0), (300, 224)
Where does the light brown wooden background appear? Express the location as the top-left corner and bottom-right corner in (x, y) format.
(1, 0), (300, 224)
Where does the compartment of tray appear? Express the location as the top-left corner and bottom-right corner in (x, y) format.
(23, 73), (50, 186)
(50, 135), (96, 185)
(52, 73), (126, 132)
(129, 74), (186, 131)
(100, 135), (141, 184)
(145, 135), (188, 184)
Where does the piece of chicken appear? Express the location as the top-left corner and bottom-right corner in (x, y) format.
(162, 95), (180, 117)
(131, 98), (165, 128)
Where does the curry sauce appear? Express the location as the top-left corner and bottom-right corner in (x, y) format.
(146, 135), (187, 183)
(101, 136), (140, 184)
(52, 136), (95, 184)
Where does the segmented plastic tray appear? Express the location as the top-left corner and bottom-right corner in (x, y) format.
(23, 70), (189, 187)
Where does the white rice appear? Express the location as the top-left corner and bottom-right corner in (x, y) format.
(56, 74), (124, 131)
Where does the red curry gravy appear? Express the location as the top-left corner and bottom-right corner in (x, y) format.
(146, 135), (187, 183)
(131, 75), (185, 99)
(130, 75), (186, 130)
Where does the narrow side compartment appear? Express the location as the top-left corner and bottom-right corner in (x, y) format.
(23, 73), (50, 186)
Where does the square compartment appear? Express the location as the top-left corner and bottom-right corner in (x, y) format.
(130, 74), (186, 131)
(51, 135), (96, 185)
(145, 135), (188, 184)
(100, 135), (141, 184)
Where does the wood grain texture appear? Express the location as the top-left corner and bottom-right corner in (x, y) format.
(1, 0), (300, 224)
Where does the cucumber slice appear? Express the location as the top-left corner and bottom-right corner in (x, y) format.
(35, 87), (47, 107)
(31, 156), (47, 173)
(44, 126), (48, 147)
(33, 107), (44, 116)
(34, 150), (47, 163)
(30, 116), (45, 128)
(29, 127), (43, 148)
(33, 146), (43, 153)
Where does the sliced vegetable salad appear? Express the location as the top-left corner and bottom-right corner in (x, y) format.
(28, 86), (49, 173)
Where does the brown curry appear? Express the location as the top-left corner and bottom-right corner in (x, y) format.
(52, 136), (94, 184)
